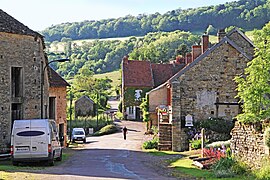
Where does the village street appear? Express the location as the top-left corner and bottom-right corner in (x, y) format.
(22, 120), (178, 180)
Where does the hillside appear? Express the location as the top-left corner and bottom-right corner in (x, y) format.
(41, 0), (269, 42)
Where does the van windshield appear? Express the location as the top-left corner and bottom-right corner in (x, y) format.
(74, 131), (84, 135)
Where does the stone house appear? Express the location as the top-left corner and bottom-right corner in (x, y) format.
(0, 9), (49, 153)
(121, 56), (185, 120)
(48, 67), (70, 147)
(147, 28), (255, 151)
(75, 95), (95, 118)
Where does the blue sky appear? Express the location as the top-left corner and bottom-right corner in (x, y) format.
(2, 0), (236, 31)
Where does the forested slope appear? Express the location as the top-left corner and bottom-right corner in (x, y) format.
(42, 0), (270, 42)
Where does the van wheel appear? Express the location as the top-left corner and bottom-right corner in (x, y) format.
(83, 139), (86, 143)
(72, 139), (75, 143)
(56, 150), (62, 161)
(12, 160), (19, 166)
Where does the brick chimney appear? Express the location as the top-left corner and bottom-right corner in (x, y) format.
(217, 29), (226, 42)
(185, 53), (192, 64)
(122, 55), (129, 64)
(192, 45), (202, 61)
(202, 34), (209, 53)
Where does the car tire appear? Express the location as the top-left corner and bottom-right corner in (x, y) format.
(72, 139), (75, 143)
(56, 150), (62, 161)
(83, 139), (86, 143)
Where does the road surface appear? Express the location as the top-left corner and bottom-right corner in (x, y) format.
(32, 120), (177, 180)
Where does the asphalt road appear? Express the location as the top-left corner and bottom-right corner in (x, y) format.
(35, 120), (176, 180)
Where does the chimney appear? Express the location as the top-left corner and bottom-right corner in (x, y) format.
(122, 55), (129, 64)
(217, 29), (226, 42)
(202, 34), (209, 53)
(185, 53), (192, 64)
(192, 45), (202, 61)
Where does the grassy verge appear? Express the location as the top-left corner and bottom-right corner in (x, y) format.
(146, 149), (252, 180)
(0, 148), (74, 179)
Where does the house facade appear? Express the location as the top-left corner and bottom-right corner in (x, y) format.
(0, 10), (49, 153)
(147, 28), (254, 151)
(48, 67), (70, 147)
(121, 56), (185, 120)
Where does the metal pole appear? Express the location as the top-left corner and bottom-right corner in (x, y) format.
(96, 92), (99, 128)
(69, 91), (73, 142)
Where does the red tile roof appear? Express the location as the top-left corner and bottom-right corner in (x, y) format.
(122, 60), (154, 87)
(123, 59), (185, 88)
(48, 67), (70, 87)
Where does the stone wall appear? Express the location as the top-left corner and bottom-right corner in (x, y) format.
(231, 122), (267, 168)
(158, 123), (172, 151)
(0, 32), (47, 151)
(173, 42), (250, 121)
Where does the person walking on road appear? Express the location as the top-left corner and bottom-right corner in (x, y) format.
(123, 126), (127, 140)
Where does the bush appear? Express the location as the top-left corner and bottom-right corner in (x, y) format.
(254, 158), (270, 180)
(195, 117), (234, 134)
(93, 124), (119, 136)
(212, 157), (236, 178)
(142, 138), (158, 149)
(190, 139), (202, 149)
(264, 128), (270, 148)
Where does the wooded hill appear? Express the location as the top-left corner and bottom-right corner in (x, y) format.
(41, 0), (270, 42)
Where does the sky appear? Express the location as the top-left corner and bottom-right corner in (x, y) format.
(2, 0), (236, 31)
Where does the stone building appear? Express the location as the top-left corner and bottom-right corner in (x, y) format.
(0, 9), (49, 153)
(75, 95), (95, 118)
(48, 67), (70, 147)
(147, 28), (255, 151)
(121, 56), (185, 120)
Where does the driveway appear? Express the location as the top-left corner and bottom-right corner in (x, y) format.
(30, 120), (178, 180)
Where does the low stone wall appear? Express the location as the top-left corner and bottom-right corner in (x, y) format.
(231, 122), (268, 168)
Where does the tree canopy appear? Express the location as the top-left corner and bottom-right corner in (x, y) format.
(41, 0), (269, 42)
(235, 21), (270, 123)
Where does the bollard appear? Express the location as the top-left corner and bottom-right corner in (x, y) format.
(201, 128), (205, 157)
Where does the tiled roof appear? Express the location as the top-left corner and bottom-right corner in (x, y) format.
(151, 63), (185, 87)
(48, 67), (70, 87)
(122, 59), (185, 88)
(122, 60), (154, 87)
(0, 9), (41, 37)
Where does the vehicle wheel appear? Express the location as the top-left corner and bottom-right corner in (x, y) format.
(72, 139), (75, 143)
(56, 150), (62, 161)
(12, 160), (19, 166)
(83, 139), (86, 143)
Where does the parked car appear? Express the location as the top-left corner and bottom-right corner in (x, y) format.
(72, 128), (86, 143)
(11, 119), (62, 166)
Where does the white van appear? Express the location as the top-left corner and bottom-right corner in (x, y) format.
(71, 128), (86, 143)
(11, 119), (62, 166)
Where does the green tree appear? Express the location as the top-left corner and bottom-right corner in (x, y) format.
(234, 22), (270, 123)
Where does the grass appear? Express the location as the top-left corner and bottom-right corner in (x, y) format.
(93, 70), (121, 89)
(146, 149), (253, 180)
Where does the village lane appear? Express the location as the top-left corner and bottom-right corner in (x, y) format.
(34, 120), (177, 180)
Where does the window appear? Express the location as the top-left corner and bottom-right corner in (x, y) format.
(11, 67), (23, 97)
(128, 106), (134, 114)
(11, 103), (22, 130)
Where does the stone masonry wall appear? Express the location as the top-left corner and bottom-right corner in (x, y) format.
(158, 123), (172, 151)
(173, 42), (250, 121)
(0, 32), (47, 151)
(231, 122), (267, 168)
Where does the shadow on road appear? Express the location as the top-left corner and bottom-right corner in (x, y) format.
(1, 148), (181, 180)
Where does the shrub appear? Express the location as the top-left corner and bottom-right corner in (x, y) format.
(142, 138), (158, 149)
(264, 127), (270, 148)
(211, 157), (236, 178)
(195, 117), (234, 134)
(254, 158), (270, 180)
(93, 124), (119, 136)
(190, 139), (202, 149)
